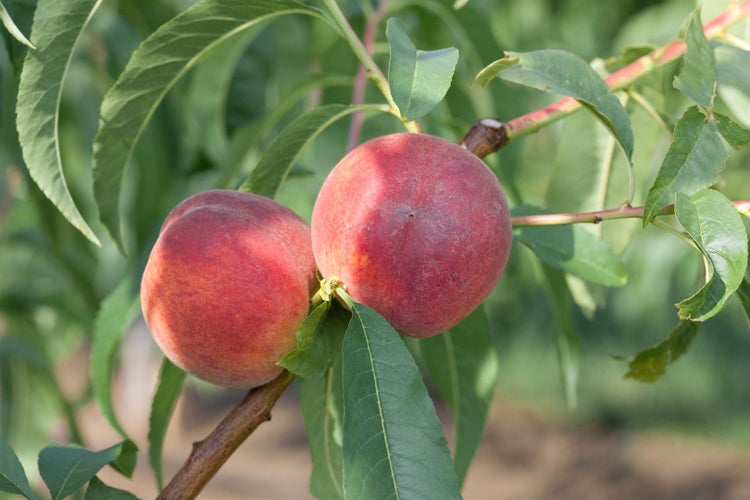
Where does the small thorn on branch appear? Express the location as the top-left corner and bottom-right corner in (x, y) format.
(459, 118), (509, 158)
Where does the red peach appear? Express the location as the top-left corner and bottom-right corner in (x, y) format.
(140, 190), (316, 387)
(311, 133), (512, 337)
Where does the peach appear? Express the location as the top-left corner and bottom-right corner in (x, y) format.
(140, 190), (316, 387)
(311, 133), (512, 337)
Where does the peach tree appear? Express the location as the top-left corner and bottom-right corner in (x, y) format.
(1, 0), (750, 498)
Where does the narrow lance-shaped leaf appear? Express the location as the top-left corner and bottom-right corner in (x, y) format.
(643, 106), (726, 224)
(625, 321), (699, 383)
(342, 304), (461, 500)
(0, 1), (34, 48)
(239, 104), (386, 198)
(92, 0), (329, 250)
(0, 437), (34, 499)
(714, 112), (750, 150)
(386, 17), (459, 121)
(148, 358), (186, 490)
(16, 0), (104, 245)
(475, 49), (634, 161)
(674, 189), (748, 321)
(673, 8), (717, 109)
(419, 305), (498, 486)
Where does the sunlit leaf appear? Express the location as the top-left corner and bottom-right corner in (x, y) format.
(674, 189), (748, 321)
(342, 304), (461, 500)
(148, 358), (186, 490)
(625, 321), (699, 382)
(643, 106), (726, 224)
(673, 8), (716, 108)
(92, 0), (328, 249)
(0, 437), (33, 499)
(0, 1), (34, 49)
(419, 305), (497, 485)
(475, 49), (633, 161)
(386, 17), (459, 120)
(16, 0), (104, 245)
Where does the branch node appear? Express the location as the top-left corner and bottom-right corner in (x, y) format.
(459, 118), (509, 158)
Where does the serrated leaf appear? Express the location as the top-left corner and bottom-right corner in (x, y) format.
(342, 304), (461, 500)
(476, 49), (633, 161)
(0, 1), (34, 49)
(91, 278), (140, 440)
(85, 476), (139, 500)
(0, 437), (34, 499)
(386, 17), (459, 120)
(673, 9), (716, 108)
(513, 206), (627, 287)
(643, 106), (726, 223)
(674, 189), (748, 321)
(92, 0), (328, 250)
(38, 441), (131, 500)
(148, 358), (186, 490)
(715, 112), (750, 150)
(419, 305), (497, 486)
(625, 321), (699, 382)
(15, 0), (103, 246)
(239, 104), (385, 197)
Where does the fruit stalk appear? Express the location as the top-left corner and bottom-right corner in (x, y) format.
(156, 371), (295, 500)
(460, 0), (750, 158)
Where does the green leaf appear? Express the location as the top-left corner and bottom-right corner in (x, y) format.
(513, 206), (627, 287)
(342, 304), (461, 500)
(91, 278), (140, 440)
(386, 17), (459, 120)
(715, 43), (750, 127)
(148, 358), (186, 490)
(736, 278), (750, 328)
(643, 106), (726, 224)
(625, 321), (699, 382)
(92, 0), (328, 250)
(0, 437), (34, 499)
(38, 441), (131, 500)
(715, 112), (750, 150)
(419, 305), (497, 486)
(296, 305), (349, 500)
(476, 49), (634, 161)
(673, 9), (716, 109)
(674, 189), (748, 321)
(15, 0), (103, 246)
(0, 1), (34, 49)
(85, 476), (138, 500)
(239, 104), (385, 197)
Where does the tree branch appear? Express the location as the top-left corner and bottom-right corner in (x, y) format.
(156, 370), (296, 500)
(460, 0), (750, 158)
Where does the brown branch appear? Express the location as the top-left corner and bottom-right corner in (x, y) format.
(460, 0), (750, 158)
(156, 370), (295, 500)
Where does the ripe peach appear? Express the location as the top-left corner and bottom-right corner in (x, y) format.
(311, 133), (512, 337)
(140, 190), (316, 388)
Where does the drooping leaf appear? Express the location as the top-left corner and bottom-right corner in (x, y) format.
(419, 305), (497, 485)
(92, 0), (328, 249)
(148, 358), (186, 490)
(38, 441), (132, 500)
(475, 49), (634, 161)
(85, 476), (139, 500)
(0, 437), (34, 499)
(674, 189), (748, 321)
(513, 206), (627, 287)
(714, 112), (750, 150)
(15, 0), (104, 245)
(625, 321), (699, 382)
(0, 1), (34, 48)
(342, 304), (461, 500)
(239, 104), (386, 197)
(673, 8), (716, 109)
(296, 305), (349, 500)
(386, 17), (459, 120)
(643, 106), (726, 224)
(91, 278), (140, 440)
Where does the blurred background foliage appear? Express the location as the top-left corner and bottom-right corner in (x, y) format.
(1, 0), (750, 478)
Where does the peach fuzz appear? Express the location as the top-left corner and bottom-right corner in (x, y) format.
(140, 190), (316, 388)
(311, 133), (512, 338)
